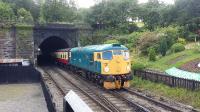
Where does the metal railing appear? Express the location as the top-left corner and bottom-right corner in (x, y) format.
(134, 70), (200, 90)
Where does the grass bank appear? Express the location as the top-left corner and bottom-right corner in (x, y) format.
(131, 49), (200, 71)
(131, 76), (200, 109)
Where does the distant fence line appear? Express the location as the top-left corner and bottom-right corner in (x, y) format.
(134, 70), (200, 90)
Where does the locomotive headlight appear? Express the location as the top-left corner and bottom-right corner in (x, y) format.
(127, 66), (130, 71)
(104, 66), (109, 72)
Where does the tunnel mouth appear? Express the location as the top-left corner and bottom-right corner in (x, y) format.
(37, 36), (68, 66)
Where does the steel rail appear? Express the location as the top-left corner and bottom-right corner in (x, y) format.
(56, 66), (150, 112)
(43, 67), (65, 96)
(123, 88), (193, 112)
(111, 90), (150, 112)
(50, 67), (114, 112)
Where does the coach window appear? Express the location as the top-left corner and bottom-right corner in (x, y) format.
(66, 54), (68, 59)
(97, 53), (101, 59)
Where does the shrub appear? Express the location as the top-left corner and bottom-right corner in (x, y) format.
(148, 47), (156, 61)
(104, 39), (120, 44)
(177, 38), (186, 45)
(171, 43), (185, 53)
(128, 32), (143, 47)
(156, 26), (180, 48)
(17, 8), (34, 24)
(117, 35), (129, 45)
(131, 62), (146, 70)
(137, 32), (161, 54)
(187, 33), (199, 41)
(194, 45), (200, 53)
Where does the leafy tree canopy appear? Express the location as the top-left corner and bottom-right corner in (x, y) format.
(0, 2), (15, 21)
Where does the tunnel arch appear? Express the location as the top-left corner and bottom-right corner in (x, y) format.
(37, 36), (69, 65)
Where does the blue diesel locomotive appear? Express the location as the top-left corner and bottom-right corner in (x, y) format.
(54, 44), (133, 89)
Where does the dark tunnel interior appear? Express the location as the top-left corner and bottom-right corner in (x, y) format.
(37, 36), (68, 65)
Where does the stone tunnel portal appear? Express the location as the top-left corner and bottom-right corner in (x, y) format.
(37, 36), (69, 65)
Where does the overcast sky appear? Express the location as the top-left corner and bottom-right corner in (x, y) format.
(76, 0), (174, 8)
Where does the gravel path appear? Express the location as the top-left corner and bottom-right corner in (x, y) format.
(0, 83), (48, 112)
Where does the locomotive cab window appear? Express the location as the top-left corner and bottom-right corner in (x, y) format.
(113, 50), (122, 55)
(103, 51), (112, 60)
(97, 53), (101, 59)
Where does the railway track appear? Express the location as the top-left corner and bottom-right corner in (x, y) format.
(55, 66), (150, 112)
(119, 88), (199, 112)
(43, 67), (111, 112)
(56, 66), (199, 112)
(39, 67), (64, 112)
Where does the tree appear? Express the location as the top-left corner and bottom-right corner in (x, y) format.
(148, 47), (156, 61)
(75, 8), (90, 23)
(2, 0), (40, 22)
(17, 8), (33, 24)
(138, 0), (165, 30)
(159, 38), (167, 56)
(166, 0), (200, 26)
(42, 0), (77, 22)
(87, 0), (138, 33)
(144, 11), (161, 30)
(185, 17), (200, 40)
(0, 2), (15, 21)
(38, 0), (45, 24)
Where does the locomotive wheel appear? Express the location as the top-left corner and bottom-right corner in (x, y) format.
(91, 75), (96, 83)
(87, 73), (92, 81)
(99, 78), (104, 86)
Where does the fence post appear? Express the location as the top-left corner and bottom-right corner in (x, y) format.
(144, 71), (147, 79)
(192, 81), (195, 90)
(156, 73), (158, 82)
(134, 70), (136, 76)
(172, 76), (175, 87)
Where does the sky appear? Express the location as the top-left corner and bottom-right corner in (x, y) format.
(76, 0), (174, 8)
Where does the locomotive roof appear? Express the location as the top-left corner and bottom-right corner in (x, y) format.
(55, 48), (71, 52)
(71, 44), (128, 52)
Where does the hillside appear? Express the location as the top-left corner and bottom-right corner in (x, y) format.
(131, 48), (200, 72)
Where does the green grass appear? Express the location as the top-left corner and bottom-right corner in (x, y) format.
(131, 49), (200, 71)
(131, 76), (200, 109)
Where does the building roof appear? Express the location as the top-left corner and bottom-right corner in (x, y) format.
(165, 67), (200, 81)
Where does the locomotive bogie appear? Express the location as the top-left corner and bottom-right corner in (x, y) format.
(103, 81), (130, 89)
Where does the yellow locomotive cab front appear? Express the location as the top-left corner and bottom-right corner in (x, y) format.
(101, 50), (131, 75)
(98, 50), (133, 89)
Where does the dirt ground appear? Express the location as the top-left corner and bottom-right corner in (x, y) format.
(0, 83), (48, 112)
(180, 58), (200, 73)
